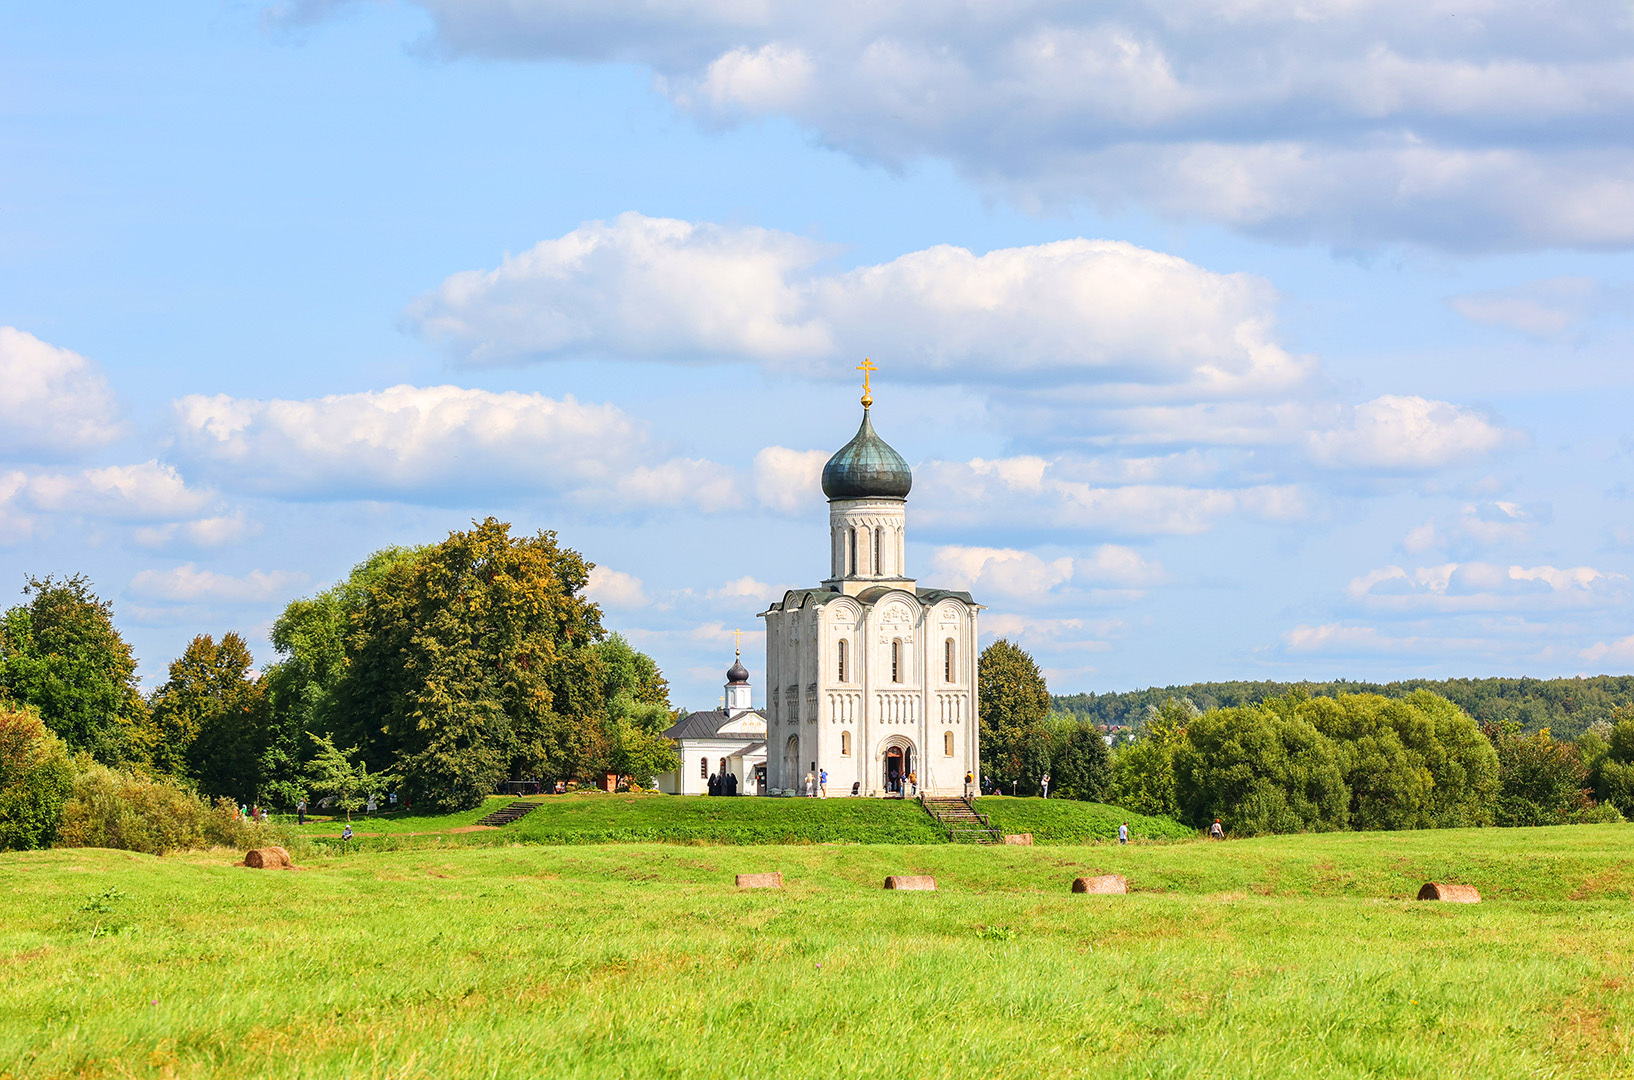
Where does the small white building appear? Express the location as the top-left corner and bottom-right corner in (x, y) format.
(760, 390), (982, 797)
(656, 654), (767, 795)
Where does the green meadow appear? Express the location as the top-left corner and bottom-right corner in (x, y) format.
(3, 810), (1633, 1079)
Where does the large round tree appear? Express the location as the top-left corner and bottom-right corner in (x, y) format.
(978, 639), (1051, 795)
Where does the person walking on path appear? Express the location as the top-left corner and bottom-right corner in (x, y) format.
(1118, 821), (1129, 845)
(1210, 819), (1224, 839)
(1041, 773), (1051, 799)
(819, 769), (828, 798)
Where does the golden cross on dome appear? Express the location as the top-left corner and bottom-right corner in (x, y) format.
(732, 628), (743, 657)
(857, 357), (877, 408)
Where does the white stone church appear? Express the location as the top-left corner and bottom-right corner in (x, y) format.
(757, 383), (982, 797)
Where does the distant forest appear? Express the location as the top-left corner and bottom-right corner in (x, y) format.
(1053, 676), (1634, 740)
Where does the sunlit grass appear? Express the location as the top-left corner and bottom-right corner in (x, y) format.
(3, 825), (1632, 1078)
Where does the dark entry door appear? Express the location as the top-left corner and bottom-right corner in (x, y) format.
(885, 747), (903, 792)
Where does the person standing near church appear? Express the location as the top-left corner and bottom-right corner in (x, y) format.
(296, 797), (306, 826)
(908, 770), (917, 798)
(1118, 821), (1129, 845)
(964, 771), (974, 799)
(1041, 773), (1050, 799)
(819, 769), (828, 798)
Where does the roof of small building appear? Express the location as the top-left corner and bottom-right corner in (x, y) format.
(662, 708), (766, 742)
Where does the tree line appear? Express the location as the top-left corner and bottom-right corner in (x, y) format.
(981, 639), (1633, 834)
(0, 519), (680, 846)
(1054, 675), (1634, 741)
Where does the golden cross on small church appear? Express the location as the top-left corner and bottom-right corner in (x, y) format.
(732, 628), (743, 657)
(857, 357), (877, 408)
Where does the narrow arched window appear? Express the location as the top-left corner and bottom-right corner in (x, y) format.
(848, 528), (857, 575)
(891, 639), (901, 683)
(841, 730), (852, 756)
(944, 731), (955, 756)
(700, 757), (707, 778)
(944, 638), (955, 682)
(874, 527), (883, 575)
(837, 638), (848, 682)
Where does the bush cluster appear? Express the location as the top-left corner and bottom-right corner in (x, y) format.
(1, 701), (277, 854)
(1111, 691), (1630, 836)
(56, 764), (272, 855)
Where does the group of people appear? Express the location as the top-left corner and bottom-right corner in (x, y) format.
(707, 772), (741, 796)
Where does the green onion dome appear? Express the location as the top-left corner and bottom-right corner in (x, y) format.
(821, 409), (912, 500)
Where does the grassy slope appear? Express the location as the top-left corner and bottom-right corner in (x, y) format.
(289, 793), (1191, 848)
(4, 825), (1633, 1079)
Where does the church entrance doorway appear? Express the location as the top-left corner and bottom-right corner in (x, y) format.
(884, 745), (913, 796)
(782, 736), (799, 793)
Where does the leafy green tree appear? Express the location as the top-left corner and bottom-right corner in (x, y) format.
(0, 575), (148, 763)
(978, 639), (1051, 794)
(0, 703), (75, 850)
(1173, 700), (1349, 835)
(342, 518), (604, 810)
(1106, 698), (1193, 817)
(1484, 722), (1596, 826)
(1297, 692), (1496, 830)
(1588, 709), (1634, 813)
(148, 633), (264, 800)
(1048, 716), (1111, 801)
(305, 732), (396, 820)
(585, 633), (677, 788)
(258, 546), (423, 806)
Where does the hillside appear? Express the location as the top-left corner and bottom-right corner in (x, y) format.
(1056, 674), (1634, 738)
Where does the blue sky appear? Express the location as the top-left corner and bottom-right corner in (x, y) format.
(5, 0), (1634, 710)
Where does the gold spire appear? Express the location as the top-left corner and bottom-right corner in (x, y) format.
(856, 357), (877, 408)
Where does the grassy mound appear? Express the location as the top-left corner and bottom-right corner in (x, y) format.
(975, 795), (1195, 842)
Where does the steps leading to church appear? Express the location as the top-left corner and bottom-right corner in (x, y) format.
(918, 795), (1003, 844)
(475, 800), (539, 827)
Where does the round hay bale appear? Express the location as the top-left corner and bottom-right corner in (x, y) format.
(1071, 874), (1128, 894)
(1417, 882), (1480, 903)
(243, 846), (292, 870)
(884, 875), (936, 891)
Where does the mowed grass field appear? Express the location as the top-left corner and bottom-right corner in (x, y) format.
(4, 824), (1633, 1079)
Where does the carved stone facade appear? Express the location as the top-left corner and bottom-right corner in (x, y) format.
(760, 406), (980, 796)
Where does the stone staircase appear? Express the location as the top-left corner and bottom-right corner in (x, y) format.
(918, 795), (1003, 844)
(475, 800), (539, 827)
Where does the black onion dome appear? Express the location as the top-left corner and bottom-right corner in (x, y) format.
(726, 658), (750, 684)
(821, 409), (912, 499)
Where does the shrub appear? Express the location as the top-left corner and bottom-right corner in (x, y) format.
(0, 703), (76, 850)
(57, 764), (273, 854)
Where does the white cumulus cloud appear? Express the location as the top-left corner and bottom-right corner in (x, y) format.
(408, 213), (1307, 398)
(170, 384), (742, 512)
(586, 565), (651, 609)
(129, 563), (308, 604)
(1346, 561), (1626, 613)
(1306, 395), (1516, 471)
(0, 327), (124, 458)
(285, 1), (1634, 250)
(929, 543), (1164, 602)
